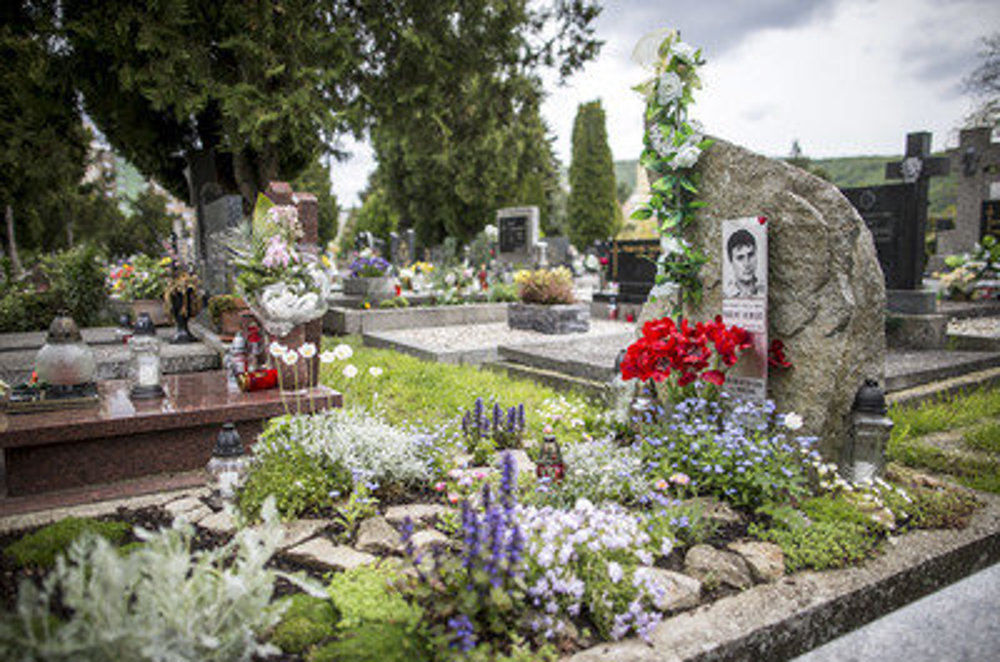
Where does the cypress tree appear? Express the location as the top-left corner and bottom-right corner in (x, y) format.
(567, 100), (619, 250)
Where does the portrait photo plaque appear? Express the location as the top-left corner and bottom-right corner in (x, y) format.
(721, 217), (768, 402)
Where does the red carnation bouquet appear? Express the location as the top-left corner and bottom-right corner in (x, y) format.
(620, 315), (752, 401)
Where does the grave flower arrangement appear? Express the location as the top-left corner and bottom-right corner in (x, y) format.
(620, 315), (751, 401)
(933, 234), (1000, 300)
(631, 28), (712, 307)
(514, 267), (576, 305)
(231, 194), (331, 336)
(106, 254), (171, 301)
(348, 254), (391, 278)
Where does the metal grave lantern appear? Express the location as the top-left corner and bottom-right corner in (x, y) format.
(841, 379), (893, 483)
(206, 422), (248, 503)
(128, 312), (164, 399)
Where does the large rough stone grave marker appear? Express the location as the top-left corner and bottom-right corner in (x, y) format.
(938, 126), (1000, 259)
(654, 138), (887, 460)
(841, 132), (950, 314)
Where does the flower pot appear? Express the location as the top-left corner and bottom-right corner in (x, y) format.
(218, 310), (248, 337)
(343, 276), (395, 301)
(507, 302), (590, 334)
(272, 324), (320, 392)
(130, 299), (169, 327)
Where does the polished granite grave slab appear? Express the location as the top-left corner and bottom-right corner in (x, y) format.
(0, 371), (340, 496)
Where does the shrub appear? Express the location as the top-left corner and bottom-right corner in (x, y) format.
(637, 396), (819, 510)
(0, 499), (320, 661)
(513, 267), (575, 304)
(238, 436), (351, 522)
(309, 622), (431, 662)
(0, 243), (108, 332)
(327, 566), (422, 631)
(378, 296), (409, 308)
(519, 498), (667, 642)
(535, 437), (647, 507)
(258, 408), (443, 492)
(270, 594), (339, 654)
(750, 496), (885, 572)
(5, 517), (130, 569)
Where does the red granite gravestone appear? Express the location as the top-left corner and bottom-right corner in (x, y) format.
(0, 371), (340, 497)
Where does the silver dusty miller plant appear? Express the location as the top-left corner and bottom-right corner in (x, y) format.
(0, 498), (322, 661)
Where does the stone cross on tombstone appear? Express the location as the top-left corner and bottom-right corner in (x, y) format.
(883, 132), (951, 284)
(938, 127), (1000, 260)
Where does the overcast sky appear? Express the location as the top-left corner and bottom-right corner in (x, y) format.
(330, 0), (998, 207)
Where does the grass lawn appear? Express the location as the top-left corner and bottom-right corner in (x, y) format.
(889, 386), (1000, 493)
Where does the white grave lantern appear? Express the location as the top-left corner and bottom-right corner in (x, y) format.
(128, 313), (164, 399)
(206, 422), (248, 504)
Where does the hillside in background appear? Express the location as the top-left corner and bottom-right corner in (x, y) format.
(615, 153), (957, 219)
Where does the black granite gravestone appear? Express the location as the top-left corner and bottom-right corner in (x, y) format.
(841, 184), (918, 290)
(499, 215), (529, 254)
(609, 239), (659, 303)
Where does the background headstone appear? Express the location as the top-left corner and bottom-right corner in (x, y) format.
(200, 194), (244, 296)
(496, 206), (539, 266)
(608, 239), (658, 303)
(544, 236), (573, 267)
(648, 138), (887, 460)
(938, 127), (1000, 260)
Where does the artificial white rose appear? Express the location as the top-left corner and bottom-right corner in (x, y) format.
(672, 41), (697, 63)
(656, 71), (683, 106)
(659, 234), (687, 255)
(670, 143), (702, 169)
(784, 412), (804, 430)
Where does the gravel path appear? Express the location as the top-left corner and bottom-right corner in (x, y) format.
(369, 319), (634, 353)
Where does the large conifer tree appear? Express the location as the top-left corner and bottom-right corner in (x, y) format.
(567, 100), (619, 249)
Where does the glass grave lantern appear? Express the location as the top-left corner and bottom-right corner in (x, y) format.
(535, 434), (565, 483)
(206, 422), (248, 505)
(34, 314), (97, 390)
(129, 312), (164, 399)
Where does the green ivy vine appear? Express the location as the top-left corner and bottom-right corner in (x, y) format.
(631, 29), (713, 307)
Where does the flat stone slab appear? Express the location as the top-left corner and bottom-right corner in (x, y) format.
(885, 349), (1000, 392)
(498, 333), (636, 382)
(284, 538), (377, 572)
(363, 320), (635, 365)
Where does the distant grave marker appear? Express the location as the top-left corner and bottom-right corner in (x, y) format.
(608, 239), (658, 303)
(496, 206), (539, 265)
(939, 127), (1000, 258)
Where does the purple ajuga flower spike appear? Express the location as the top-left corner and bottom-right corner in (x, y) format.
(500, 451), (517, 514)
(506, 406), (516, 433)
(461, 500), (480, 571)
(448, 614), (476, 652)
(493, 402), (502, 433)
(485, 504), (505, 586)
(481, 482), (493, 512)
(517, 403), (525, 430)
(507, 521), (524, 568)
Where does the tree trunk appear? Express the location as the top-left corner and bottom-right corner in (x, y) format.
(5, 204), (23, 277)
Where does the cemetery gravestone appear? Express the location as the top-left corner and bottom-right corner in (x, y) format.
(405, 228), (417, 265)
(608, 239), (659, 303)
(200, 194), (244, 296)
(667, 138), (886, 461)
(841, 132), (949, 314)
(939, 127), (1000, 259)
(496, 206), (539, 266)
